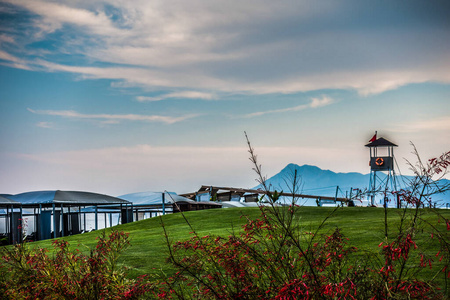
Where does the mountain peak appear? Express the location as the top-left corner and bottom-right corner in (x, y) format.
(280, 164), (335, 178)
(257, 164), (367, 198)
(283, 163), (325, 172)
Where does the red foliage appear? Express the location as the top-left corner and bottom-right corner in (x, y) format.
(157, 204), (447, 299)
(0, 230), (152, 299)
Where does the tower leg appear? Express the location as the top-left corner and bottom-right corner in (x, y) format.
(371, 171), (377, 206)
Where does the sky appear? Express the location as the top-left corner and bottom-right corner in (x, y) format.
(0, 0), (449, 196)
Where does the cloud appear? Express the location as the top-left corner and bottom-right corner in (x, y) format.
(4, 0), (122, 37)
(36, 121), (53, 128)
(242, 95), (334, 118)
(391, 117), (450, 133)
(0, 49), (27, 65)
(243, 104), (308, 118)
(310, 95), (334, 108)
(1, 1), (450, 96)
(0, 34), (15, 44)
(136, 91), (217, 102)
(33, 59), (230, 91)
(27, 108), (197, 124)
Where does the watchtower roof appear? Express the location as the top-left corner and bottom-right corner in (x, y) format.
(365, 137), (398, 147)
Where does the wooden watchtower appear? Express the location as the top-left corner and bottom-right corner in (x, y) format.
(365, 132), (398, 206)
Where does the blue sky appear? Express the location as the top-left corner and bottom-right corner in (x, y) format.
(0, 0), (449, 195)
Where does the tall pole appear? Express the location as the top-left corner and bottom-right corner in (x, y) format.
(19, 206), (23, 242)
(52, 203), (56, 238)
(371, 171), (376, 206)
(39, 204), (42, 240)
(335, 186), (339, 201)
(95, 205), (98, 231)
(6, 206), (9, 242)
(8, 206), (13, 244)
(60, 204), (64, 237)
(335, 186), (339, 205)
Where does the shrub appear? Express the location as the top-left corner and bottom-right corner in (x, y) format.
(156, 137), (449, 299)
(0, 230), (152, 299)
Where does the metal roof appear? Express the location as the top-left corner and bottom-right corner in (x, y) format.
(118, 191), (195, 205)
(0, 195), (21, 205)
(365, 137), (398, 147)
(7, 190), (131, 206)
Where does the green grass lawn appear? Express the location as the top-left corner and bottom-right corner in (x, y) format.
(25, 206), (450, 290)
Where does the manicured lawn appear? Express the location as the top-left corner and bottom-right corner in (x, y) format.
(28, 206), (450, 289)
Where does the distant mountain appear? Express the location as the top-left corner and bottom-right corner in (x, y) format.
(255, 164), (450, 207)
(257, 164), (371, 198)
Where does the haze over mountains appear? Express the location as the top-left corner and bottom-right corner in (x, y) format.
(257, 164), (450, 207)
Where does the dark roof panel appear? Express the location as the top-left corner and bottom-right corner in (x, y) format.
(365, 137), (398, 147)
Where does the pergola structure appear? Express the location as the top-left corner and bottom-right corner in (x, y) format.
(2, 190), (132, 243)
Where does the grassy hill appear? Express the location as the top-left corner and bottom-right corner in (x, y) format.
(30, 206), (449, 289)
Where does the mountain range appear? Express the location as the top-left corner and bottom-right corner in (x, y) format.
(256, 164), (450, 207)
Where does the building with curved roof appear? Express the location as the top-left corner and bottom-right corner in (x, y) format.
(1, 190), (131, 243)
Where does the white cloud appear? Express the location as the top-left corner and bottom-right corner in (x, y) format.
(0, 54), (33, 70)
(27, 108), (197, 124)
(242, 95), (334, 118)
(2, 1), (449, 96)
(28, 55), (450, 97)
(34, 59), (230, 91)
(310, 95), (334, 108)
(4, 0), (122, 37)
(0, 34), (15, 44)
(391, 117), (450, 133)
(136, 91), (217, 102)
(243, 104), (308, 118)
(36, 121), (53, 128)
(0, 49), (23, 64)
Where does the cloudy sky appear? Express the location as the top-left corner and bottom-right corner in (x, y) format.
(1, 0), (449, 196)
